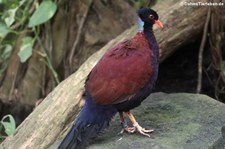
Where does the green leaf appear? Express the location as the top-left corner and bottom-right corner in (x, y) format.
(0, 45), (13, 75)
(1, 115), (16, 136)
(1, 0), (26, 27)
(0, 22), (9, 38)
(18, 37), (34, 63)
(4, 8), (17, 26)
(28, 0), (57, 27)
(2, 44), (13, 59)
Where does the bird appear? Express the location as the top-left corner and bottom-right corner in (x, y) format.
(59, 8), (163, 149)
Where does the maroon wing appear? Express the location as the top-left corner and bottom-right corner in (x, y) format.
(86, 33), (153, 105)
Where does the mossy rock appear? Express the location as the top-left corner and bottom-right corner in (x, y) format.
(87, 93), (225, 149)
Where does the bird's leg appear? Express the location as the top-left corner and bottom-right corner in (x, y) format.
(119, 112), (135, 134)
(126, 111), (153, 137)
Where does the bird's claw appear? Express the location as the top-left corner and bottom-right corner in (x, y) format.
(119, 114), (153, 137)
(120, 121), (135, 134)
(125, 127), (136, 133)
(133, 123), (154, 137)
(119, 126), (135, 134)
(119, 124), (153, 137)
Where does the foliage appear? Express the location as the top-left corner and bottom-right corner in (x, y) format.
(18, 36), (34, 62)
(0, 22), (9, 38)
(0, 115), (16, 141)
(28, 0), (57, 27)
(0, 44), (12, 75)
(0, 0), (59, 83)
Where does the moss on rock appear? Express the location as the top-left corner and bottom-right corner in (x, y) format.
(88, 93), (225, 149)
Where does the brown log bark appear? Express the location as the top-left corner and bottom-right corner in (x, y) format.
(0, 33), (25, 102)
(0, 0), (207, 148)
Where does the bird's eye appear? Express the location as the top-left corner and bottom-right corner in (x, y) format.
(149, 14), (154, 19)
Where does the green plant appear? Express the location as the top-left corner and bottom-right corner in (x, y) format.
(0, 0), (59, 84)
(0, 114), (16, 141)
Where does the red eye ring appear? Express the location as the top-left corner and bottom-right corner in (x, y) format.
(149, 14), (154, 19)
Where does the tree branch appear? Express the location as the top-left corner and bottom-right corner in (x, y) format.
(196, 6), (211, 93)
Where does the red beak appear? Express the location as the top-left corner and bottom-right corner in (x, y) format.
(155, 20), (163, 28)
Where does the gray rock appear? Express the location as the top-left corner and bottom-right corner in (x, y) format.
(88, 93), (225, 149)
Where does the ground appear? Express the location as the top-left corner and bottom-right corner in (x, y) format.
(85, 93), (225, 149)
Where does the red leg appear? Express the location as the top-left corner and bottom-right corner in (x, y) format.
(126, 111), (153, 137)
(119, 112), (135, 134)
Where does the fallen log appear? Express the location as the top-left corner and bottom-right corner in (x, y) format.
(0, 0), (207, 148)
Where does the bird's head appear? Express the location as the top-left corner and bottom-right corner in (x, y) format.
(138, 8), (163, 28)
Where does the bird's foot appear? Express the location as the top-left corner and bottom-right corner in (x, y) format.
(133, 122), (154, 137)
(119, 121), (135, 134)
(119, 126), (136, 134)
(119, 121), (153, 137)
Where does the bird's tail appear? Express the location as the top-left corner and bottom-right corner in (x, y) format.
(58, 119), (110, 149)
(58, 94), (117, 149)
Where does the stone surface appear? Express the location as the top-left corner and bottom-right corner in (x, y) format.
(87, 93), (225, 149)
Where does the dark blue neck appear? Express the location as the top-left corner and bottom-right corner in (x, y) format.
(143, 22), (153, 31)
(144, 26), (159, 65)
